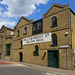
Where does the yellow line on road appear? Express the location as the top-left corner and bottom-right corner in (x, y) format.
(21, 65), (67, 75)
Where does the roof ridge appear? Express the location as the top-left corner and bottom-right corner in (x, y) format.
(43, 3), (70, 17)
(1, 25), (14, 31)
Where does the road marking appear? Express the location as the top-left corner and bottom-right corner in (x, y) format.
(0, 63), (67, 75)
(21, 65), (67, 75)
(42, 72), (60, 75)
(0, 64), (24, 67)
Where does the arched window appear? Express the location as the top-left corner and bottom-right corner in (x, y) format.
(51, 16), (57, 27)
(24, 27), (27, 35)
(52, 34), (57, 46)
(17, 30), (20, 37)
(33, 45), (39, 56)
(20, 40), (22, 49)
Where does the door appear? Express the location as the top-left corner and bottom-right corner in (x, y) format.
(0, 53), (1, 59)
(48, 50), (59, 68)
(19, 52), (23, 62)
(48, 51), (54, 67)
(53, 51), (59, 68)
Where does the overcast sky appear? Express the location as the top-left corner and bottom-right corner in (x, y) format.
(0, 0), (75, 28)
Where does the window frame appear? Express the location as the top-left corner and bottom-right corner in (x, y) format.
(32, 19), (43, 34)
(33, 45), (39, 56)
(51, 16), (57, 28)
(23, 27), (27, 35)
(51, 34), (57, 46)
(17, 30), (20, 37)
(5, 44), (11, 56)
(19, 40), (22, 49)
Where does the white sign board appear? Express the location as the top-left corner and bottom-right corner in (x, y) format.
(23, 32), (51, 45)
(60, 45), (68, 48)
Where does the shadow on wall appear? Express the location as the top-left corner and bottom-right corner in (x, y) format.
(42, 52), (46, 60)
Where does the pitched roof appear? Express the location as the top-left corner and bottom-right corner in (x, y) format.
(0, 25), (14, 31)
(14, 16), (33, 29)
(43, 3), (70, 16)
(69, 8), (75, 15)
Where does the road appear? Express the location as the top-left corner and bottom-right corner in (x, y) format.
(0, 63), (62, 75)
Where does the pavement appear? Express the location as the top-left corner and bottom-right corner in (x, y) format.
(0, 59), (75, 75)
(18, 62), (75, 75)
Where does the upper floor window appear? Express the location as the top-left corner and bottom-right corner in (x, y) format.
(24, 27), (27, 35)
(51, 16), (57, 27)
(17, 30), (20, 37)
(33, 45), (39, 56)
(32, 19), (43, 34)
(33, 22), (41, 31)
(51, 34), (57, 46)
(20, 40), (22, 49)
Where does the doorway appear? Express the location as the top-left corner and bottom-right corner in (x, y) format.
(19, 52), (23, 62)
(0, 53), (1, 59)
(48, 50), (59, 68)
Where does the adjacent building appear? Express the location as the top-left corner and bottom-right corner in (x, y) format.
(0, 3), (75, 70)
(0, 25), (14, 60)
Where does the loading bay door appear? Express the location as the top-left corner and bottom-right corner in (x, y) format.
(48, 50), (59, 68)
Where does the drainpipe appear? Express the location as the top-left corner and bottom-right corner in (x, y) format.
(67, 48), (68, 69)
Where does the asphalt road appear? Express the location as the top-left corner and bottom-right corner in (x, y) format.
(0, 64), (62, 75)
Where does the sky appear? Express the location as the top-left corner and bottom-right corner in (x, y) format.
(0, 0), (75, 29)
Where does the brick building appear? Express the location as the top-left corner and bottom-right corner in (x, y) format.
(0, 3), (75, 70)
(0, 25), (14, 60)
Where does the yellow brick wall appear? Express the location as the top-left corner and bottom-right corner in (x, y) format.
(43, 9), (70, 33)
(71, 12), (75, 67)
(12, 7), (74, 70)
(0, 28), (13, 60)
(0, 3), (74, 70)
(16, 18), (29, 29)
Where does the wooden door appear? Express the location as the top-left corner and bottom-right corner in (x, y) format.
(48, 50), (59, 68)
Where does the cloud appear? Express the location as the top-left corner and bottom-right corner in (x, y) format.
(0, 21), (16, 25)
(0, 21), (16, 28)
(0, 0), (49, 28)
(0, 0), (49, 17)
(0, 0), (6, 5)
(0, 7), (3, 16)
(33, 0), (49, 5)
(0, 12), (2, 15)
(0, 18), (16, 28)
(35, 9), (41, 12)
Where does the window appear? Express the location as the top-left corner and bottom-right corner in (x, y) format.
(5, 44), (11, 56)
(20, 40), (22, 49)
(32, 19), (43, 34)
(1, 35), (3, 39)
(51, 34), (57, 46)
(33, 45), (39, 56)
(51, 16), (57, 27)
(0, 53), (1, 59)
(24, 27), (27, 35)
(17, 30), (20, 37)
(0, 45), (2, 48)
